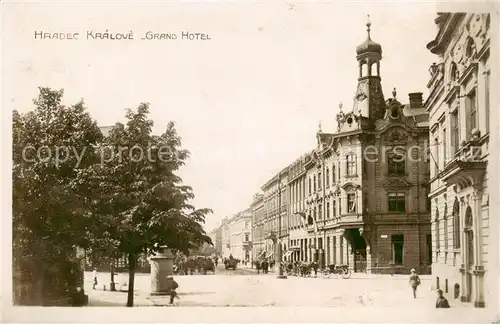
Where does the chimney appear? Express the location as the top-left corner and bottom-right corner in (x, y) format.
(408, 92), (423, 108)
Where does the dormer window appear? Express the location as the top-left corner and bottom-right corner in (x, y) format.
(390, 107), (400, 119)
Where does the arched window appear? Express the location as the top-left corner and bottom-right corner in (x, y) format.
(435, 208), (440, 250)
(465, 36), (476, 58)
(450, 62), (458, 82)
(465, 206), (473, 268)
(443, 204), (448, 250)
(453, 199), (460, 249)
(332, 164), (336, 184)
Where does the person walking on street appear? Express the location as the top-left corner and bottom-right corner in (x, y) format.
(409, 268), (421, 299)
(435, 289), (450, 308)
(166, 275), (180, 305)
(92, 268), (98, 290)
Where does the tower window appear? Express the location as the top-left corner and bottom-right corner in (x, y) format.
(346, 154), (357, 176)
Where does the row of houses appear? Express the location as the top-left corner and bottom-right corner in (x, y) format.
(209, 13), (493, 308)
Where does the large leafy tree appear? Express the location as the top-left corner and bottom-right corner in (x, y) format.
(13, 87), (103, 304)
(78, 103), (212, 306)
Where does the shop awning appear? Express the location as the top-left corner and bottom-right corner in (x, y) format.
(266, 252), (274, 258)
(289, 246), (300, 251)
(283, 250), (293, 258)
(257, 251), (266, 258)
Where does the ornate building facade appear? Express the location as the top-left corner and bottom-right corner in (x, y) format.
(227, 209), (253, 261)
(286, 154), (310, 263)
(249, 22), (432, 275)
(425, 13), (492, 307)
(259, 168), (289, 261)
(250, 193), (265, 261)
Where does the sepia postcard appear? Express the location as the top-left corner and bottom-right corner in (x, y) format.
(2, 0), (499, 323)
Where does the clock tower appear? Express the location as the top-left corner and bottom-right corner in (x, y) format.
(352, 17), (386, 120)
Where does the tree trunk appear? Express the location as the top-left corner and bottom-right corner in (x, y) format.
(110, 257), (116, 291)
(126, 252), (136, 307)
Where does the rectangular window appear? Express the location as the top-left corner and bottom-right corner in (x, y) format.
(333, 236), (337, 264)
(318, 172), (322, 190)
(427, 234), (432, 265)
(442, 126), (447, 165)
(326, 202), (330, 219)
(485, 70), (490, 133)
(313, 176), (317, 192)
(444, 217), (448, 250)
(318, 204), (323, 220)
(347, 193), (356, 213)
(326, 237), (330, 265)
(435, 218), (440, 250)
(466, 89), (477, 140)
(338, 162), (341, 181)
(332, 200), (336, 217)
(332, 165), (336, 184)
(339, 197), (342, 216)
(392, 234), (404, 265)
(308, 178), (312, 195)
(388, 193), (405, 212)
(434, 137), (440, 175)
(451, 110), (459, 154)
(245, 233), (249, 241)
(326, 169), (330, 187)
(318, 237), (323, 249)
(339, 237), (344, 264)
(388, 154), (405, 175)
(346, 154), (356, 176)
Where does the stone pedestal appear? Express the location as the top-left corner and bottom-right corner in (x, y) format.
(149, 248), (174, 296)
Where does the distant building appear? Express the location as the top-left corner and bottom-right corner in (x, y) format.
(425, 13), (492, 307)
(228, 209), (252, 261)
(286, 154), (310, 263)
(250, 193), (265, 261)
(260, 168), (289, 262)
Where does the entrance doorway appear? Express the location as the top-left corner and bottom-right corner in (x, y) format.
(346, 228), (367, 272)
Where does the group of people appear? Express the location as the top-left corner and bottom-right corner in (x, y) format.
(173, 256), (215, 275)
(253, 259), (277, 274)
(408, 268), (450, 308)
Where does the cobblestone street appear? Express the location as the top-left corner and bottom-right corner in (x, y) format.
(85, 268), (480, 309)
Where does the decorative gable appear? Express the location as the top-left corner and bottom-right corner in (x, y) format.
(341, 182), (361, 192)
(383, 178), (411, 189)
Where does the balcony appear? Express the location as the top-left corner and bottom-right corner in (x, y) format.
(440, 138), (487, 190)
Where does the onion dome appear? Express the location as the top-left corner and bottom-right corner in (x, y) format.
(356, 17), (382, 55)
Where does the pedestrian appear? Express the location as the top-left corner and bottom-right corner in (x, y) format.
(409, 268), (421, 299)
(435, 289), (450, 308)
(92, 267), (98, 290)
(166, 275), (180, 305)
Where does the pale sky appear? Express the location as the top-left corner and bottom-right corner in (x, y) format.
(3, 1), (439, 232)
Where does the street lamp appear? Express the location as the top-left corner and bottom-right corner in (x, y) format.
(276, 172), (287, 279)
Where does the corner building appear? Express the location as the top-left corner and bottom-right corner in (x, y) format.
(425, 13), (492, 307)
(293, 22), (432, 274)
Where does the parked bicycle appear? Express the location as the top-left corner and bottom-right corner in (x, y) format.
(320, 264), (352, 279)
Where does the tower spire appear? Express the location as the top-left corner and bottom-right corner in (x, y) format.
(366, 14), (371, 39)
